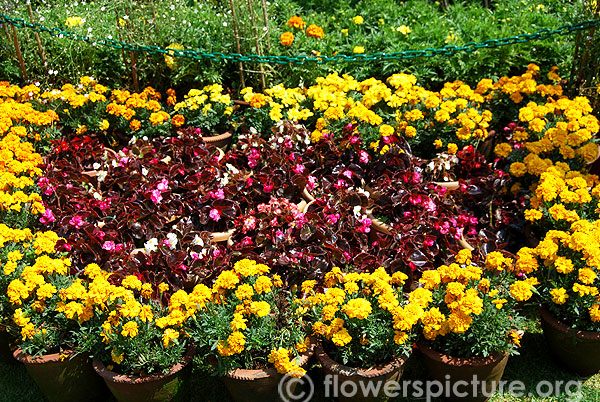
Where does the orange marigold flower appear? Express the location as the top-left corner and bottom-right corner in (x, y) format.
(286, 16), (305, 30)
(306, 24), (324, 39)
(280, 32), (294, 46)
(171, 114), (185, 127)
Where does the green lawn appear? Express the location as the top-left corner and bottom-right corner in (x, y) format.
(2, 312), (599, 402)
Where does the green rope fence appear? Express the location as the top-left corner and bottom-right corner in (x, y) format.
(2, 14), (600, 64)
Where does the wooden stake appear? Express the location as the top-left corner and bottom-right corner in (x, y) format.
(246, 0), (266, 89)
(27, 4), (46, 66)
(114, 10), (129, 81)
(260, 0), (271, 53)
(229, 0), (246, 88)
(11, 25), (28, 81)
(124, 8), (140, 92)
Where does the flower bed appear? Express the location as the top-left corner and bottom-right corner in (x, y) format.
(1, 65), (600, 400)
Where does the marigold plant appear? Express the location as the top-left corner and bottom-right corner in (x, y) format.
(301, 266), (416, 367)
(416, 249), (532, 358)
(190, 259), (309, 377)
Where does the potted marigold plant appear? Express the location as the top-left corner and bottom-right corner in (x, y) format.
(91, 273), (205, 402)
(518, 218), (600, 375)
(415, 249), (533, 402)
(6, 235), (108, 402)
(189, 259), (313, 402)
(301, 266), (417, 402)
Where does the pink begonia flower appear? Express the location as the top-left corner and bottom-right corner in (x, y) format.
(243, 216), (257, 232)
(424, 239), (435, 247)
(263, 184), (274, 193)
(157, 178), (169, 191)
(150, 189), (163, 204)
(102, 241), (116, 251)
(326, 213), (340, 225)
(210, 188), (225, 200)
(357, 217), (372, 233)
(190, 252), (200, 260)
(342, 170), (353, 179)
(359, 150), (370, 164)
(334, 179), (347, 189)
(307, 175), (317, 190)
(98, 201), (111, 211)
(241, 237), (253, 246)
(247, 149), (261, 168)
(213, 249), (222, 258)
(209, 209), (221, 221)
(69, 215), (84, 229)
(40, 209), (55, 224)
(293, 164), (306, 174)
(423, 198), (437, 212)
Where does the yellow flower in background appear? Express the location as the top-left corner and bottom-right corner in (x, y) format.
(164, 43), (184, 70)
(353, 46), (365, 54)
(280, 32), (294, 46)
(397, 25), (411, 35)
(121, 321), (139, 338)
(65, 17), (83, 28)
(341, 28), (349, 36)
(99, 119), (109, 131)
(353, 15), (364, 25)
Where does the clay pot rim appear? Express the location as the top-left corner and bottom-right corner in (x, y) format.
(225, 340), (315, 381)
(315, 342), (409, 378)
(417, 340), (507, 368)
(200, 131), (233, 143)
(13, 347), (83, 364)
(92, 346), (195, 384)
(539, 305), (600, 341)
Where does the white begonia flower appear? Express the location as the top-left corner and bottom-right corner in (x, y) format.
(144, 238), (159, 253)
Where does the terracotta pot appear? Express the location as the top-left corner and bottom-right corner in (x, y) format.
(417, 340), (508, 402)
(0, 329), (16, 365)
(93, 347), (195, 402)
(539, 306), (600, 376)
(221, 342), (315, 402)
(315, 343), (409, 402)
(201, 131), (233, 149)
(13, 348), (109, 402)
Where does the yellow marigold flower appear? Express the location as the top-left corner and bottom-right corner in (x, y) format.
(158, 283), (169, 293)
(434, 139), (443, 149)
(409, 288), (433, 308)
(301, 280), (317, 294)
(391, 271), (408, 286)
(273, 274), (283, 287)
(379, 124), (394, 136)
(447, 143), (458, 155)
(578, 268), (597, 285)
(397, 25), (411, 35)
(331, 328), (352, 346)
(111, 349), (124, 364)
(99, 119), (109, 131)
(249, 301), (271, 317)
(227, 331), (246, 354)
(524, 209), (543, 222)
(509, 162), (527, 177)
(447, 311), (472, 333)
(235, 284), (254, 300)
(342, 298), (372, 320)
(572, 283), (599, 297)
(129, 119), (141, 131)
(353, 15), (364, 25)
(280, 32), (294, 46)
(494, 143), (513, 158)
(121, 321), (139, 338)
(510, 281), (534, 302)
(254, 276), (272, 294)
(590, 305), (600, 322)
(393, 331), (409, 345)
(214, 270), (240, 291)
(121, 275), (142, 291)
(353, 46), (365, 54)
(171, 114), (185, 127)
(455, 249), (472, 265)
(162, 328), (179, 348)
(419, 271), (441, 289)
(550, 288), (569, 305)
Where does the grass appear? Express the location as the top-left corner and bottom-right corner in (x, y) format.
(2, 311), (599, 401)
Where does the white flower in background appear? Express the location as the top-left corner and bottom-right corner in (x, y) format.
(353, 205), (362, 218)
(93, 162), (101, 170)
(144, 238), (159, 253)
(97, 171), (107, 182)
(93, 192), (102, 200)
(142, 167), (149, 176)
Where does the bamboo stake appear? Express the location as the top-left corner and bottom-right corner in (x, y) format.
(114, 10), (129, 81)
(26, 4), (46, 66)
(246, 0), (266, 89)
(125, 7), (140, 92)
(229, 0), (246, 88)
(11, 25), (28, 81)
(260, 0), (271, 53)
